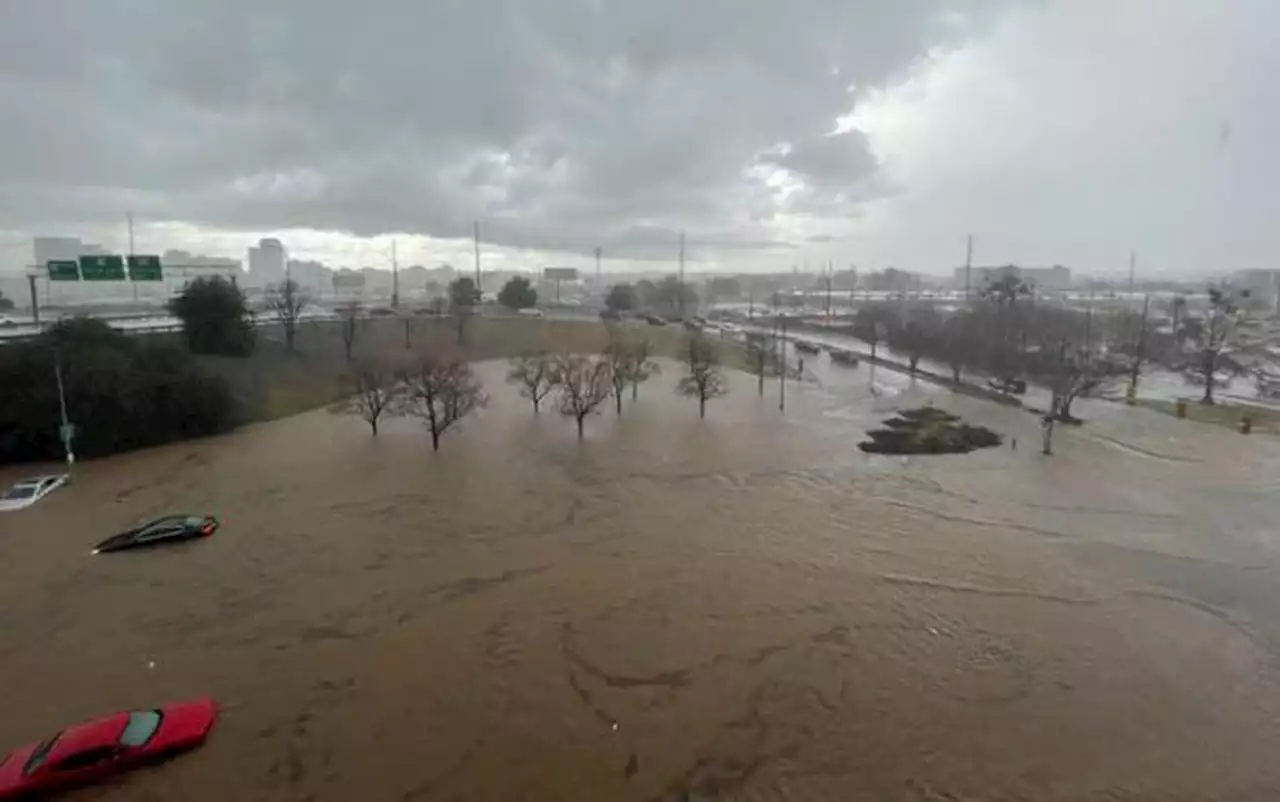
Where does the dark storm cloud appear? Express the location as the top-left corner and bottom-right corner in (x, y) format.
(0, 0), (1018, 257)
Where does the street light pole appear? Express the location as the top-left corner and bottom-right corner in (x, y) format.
(53, 349), (75, 466)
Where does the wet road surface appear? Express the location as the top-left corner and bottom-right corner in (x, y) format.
(3, 359), (1280, 800)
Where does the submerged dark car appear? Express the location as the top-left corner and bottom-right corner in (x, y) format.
(93, 515), (219, 554)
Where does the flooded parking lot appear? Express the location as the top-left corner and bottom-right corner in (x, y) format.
(4, 358), (1280, 800)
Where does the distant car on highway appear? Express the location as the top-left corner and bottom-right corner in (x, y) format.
(0, 697), (217, 800)
(0, 474), (69, 512)
(643, 314), (667, 326)
(518, 308), (545, 318)
(93, 514), (219, 554)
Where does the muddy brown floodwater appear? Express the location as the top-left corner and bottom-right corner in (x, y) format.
(4, 358), (1280, 801)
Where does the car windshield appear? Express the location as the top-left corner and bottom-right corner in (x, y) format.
(119, 711), (162, 747)
(2, 485), (37, 500)
(23, 734), (59, 775)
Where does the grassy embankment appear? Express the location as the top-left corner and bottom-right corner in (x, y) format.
(1135, 398), (1280, 435)
(195, 317), (741, 422)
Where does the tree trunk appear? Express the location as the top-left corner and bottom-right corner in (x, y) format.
(1201, 350), (1216, 404)
(532, 397), (540, 414)
(1042, 418), (1054, 455)
(1059, 395), (1075, 421)
(430, 427), (440, 451)
(576, 415), (585, 438)
(615, 391), (623, 415)
(370, 418), (378, 436)
(699, 397), (706, 418)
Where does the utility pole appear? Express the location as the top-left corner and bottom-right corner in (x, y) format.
(1128, 250), (1136, 296)
(391, 239), (400, 310)
(964, 234), (973, 302)
(473, 221), (482, 293)
(594, 246), (602, 286)
(678, 230), (686, 320)
(27, 273), (40, 327)
(1128, 293), (1150, 401)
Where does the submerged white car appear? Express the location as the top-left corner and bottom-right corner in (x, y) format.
(0, 474), (70, 512)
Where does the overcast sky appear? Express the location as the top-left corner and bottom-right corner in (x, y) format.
(1, 0), (1275, 277)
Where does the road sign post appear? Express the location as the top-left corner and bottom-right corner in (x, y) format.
(79, 255), (126, 281)
(126, 255), (163, 281)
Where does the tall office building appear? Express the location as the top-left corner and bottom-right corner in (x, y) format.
(247, 238), (286, 285)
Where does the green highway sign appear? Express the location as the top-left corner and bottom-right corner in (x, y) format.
(79, 254), (126, 281)
(127, 255), (163, 281)
(46, 260), (80, 281)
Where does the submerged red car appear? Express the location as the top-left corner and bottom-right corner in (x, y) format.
(0, 698), (217, 800)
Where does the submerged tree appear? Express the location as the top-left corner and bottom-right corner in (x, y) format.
(333, 357), (399, 435)
(603, 333), (661, 413)
(394, 351), (487, 451)
(627, 337), (660, 401)
(552, 353), (613, 437)
(506, 351), (557, 414)
(677, 334), (728, 418)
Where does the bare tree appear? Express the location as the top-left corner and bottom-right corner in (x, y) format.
(337, 302), (361, 362)
(266, 278), (310, 352)
(603, 333), (660, 414)
(677, 334), (728, 418)
(506, 351), (557, 414)
(394, 352), (487, 451)
(628, 337), (660, 402)
(604, 335), (632, 415)
(901, 320), (926, 374)
(552, 354), (613, 437)
(1180, 285), (1258, 405)
(1126, 295), (1150, 398)
(1041, 340), (1100, 454)
(942, 313), (975, 384)
(332, 357), (399, 435)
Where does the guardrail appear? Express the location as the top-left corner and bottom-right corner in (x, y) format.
(0, 308), (613, 346)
